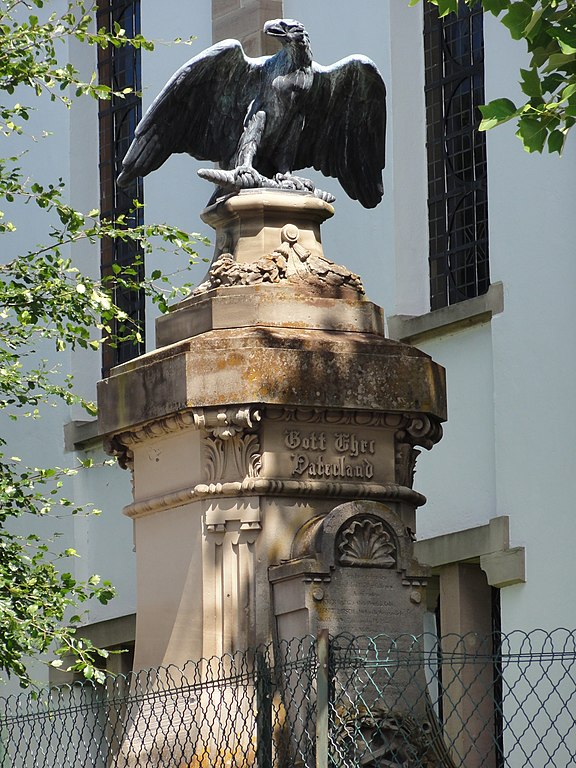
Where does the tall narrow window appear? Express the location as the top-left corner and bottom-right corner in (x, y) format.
(424, 1), (489, 310)
(97, 0), (144, 377)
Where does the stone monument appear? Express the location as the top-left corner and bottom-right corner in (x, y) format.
(97, 18), (447, 765)
(98, 188), (446, 669)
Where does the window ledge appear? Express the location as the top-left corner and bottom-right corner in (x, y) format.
(414, 516), (525, 588)
(387, 281), (503, 344)
(63, 419), (100, 452)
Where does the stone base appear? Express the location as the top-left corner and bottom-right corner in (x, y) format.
(156, 285), (384, 347)
(200, 189), (334, 264)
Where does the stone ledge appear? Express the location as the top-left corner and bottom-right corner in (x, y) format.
(98, 326), (447, 436)
(480, 548), (526, 589)
(387, 282), (504, 344)
(414, 516), (526, 588)
(49, 613), (136, 684)
(63, 419), (100, 451)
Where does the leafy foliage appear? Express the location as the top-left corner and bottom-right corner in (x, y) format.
(414, 0), (576, 153)
(0, 0), (204, 686)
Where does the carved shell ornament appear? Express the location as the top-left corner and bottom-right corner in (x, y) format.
(337, 517), (397, 568)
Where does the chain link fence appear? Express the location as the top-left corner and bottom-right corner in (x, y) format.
(1, 629), (575, 767)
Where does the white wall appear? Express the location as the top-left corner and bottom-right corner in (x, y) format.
(415, 324), (497, 539)
(483, 15), (576, 632)
(405, 10), (576, 632)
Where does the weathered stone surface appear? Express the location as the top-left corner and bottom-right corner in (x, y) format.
(156, 285), (383, 346)
(270, 499), (432, 731)
(98, 325), (446, 436)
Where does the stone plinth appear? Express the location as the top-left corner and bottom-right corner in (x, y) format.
(97, 191), (446, 673)
(200, 190), (333, 263)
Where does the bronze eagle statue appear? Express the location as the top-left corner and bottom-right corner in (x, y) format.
(117, 19), (386, 208)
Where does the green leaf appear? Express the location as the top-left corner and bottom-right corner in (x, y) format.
(524, 9), (544, 41)
(547, 129), (565, 154)
(481, 0), (509, 15)
(519, 68), (542, 98)
(436, 0), (458, 17)
(544, 53), (576, 72)
(478, 98), (519, 130)
(501, 2), (534, 40)
(549, 26), (576, 55)
(562, 83), (576, 102)
(516, 116), (547, 152)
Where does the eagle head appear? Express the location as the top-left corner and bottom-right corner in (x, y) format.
(263, 19), (309, 46)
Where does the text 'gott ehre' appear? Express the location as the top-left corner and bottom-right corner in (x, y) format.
(284, 430), (376, 480)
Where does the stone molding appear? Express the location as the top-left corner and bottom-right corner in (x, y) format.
(107, 404), (443, 511)
(105, 406), (262, 469)
(267, 407), (404, 428)
(113, 406), (261, 445)
(123, 479), (426, 520)
(268, 407), (442, 446)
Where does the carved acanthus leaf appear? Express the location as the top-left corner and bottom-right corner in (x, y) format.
(203, 433), (262, 484)
(204, 436), (226, 484)
(395, 444), (421, 489)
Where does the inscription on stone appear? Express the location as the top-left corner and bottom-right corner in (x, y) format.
(262, 422), (395, 484)
(284, 429), (376, 480)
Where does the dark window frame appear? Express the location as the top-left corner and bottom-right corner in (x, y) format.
(97, 0), (145, 377)
(424, 1), (490, 311)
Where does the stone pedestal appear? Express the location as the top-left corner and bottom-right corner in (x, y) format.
(97, 190), (446, 673)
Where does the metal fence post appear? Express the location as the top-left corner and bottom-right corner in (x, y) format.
(256, 650), (273, 768)
(316, 629), (329, 768)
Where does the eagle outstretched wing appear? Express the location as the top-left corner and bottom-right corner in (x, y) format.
(117, 40), (264, 188)
(296, 56), (386, 209)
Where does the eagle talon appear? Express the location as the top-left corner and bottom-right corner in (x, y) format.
(274, 173), (315, 192)
(233, 166), (264, 187)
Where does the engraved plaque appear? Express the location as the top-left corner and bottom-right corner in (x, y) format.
(262, 422), (395, 485)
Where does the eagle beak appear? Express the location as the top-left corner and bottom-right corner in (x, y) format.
(264, 21), (285, 38)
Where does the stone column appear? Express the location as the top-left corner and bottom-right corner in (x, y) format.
(97, 190), (446, 674)
(439, 564), (497, 767)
